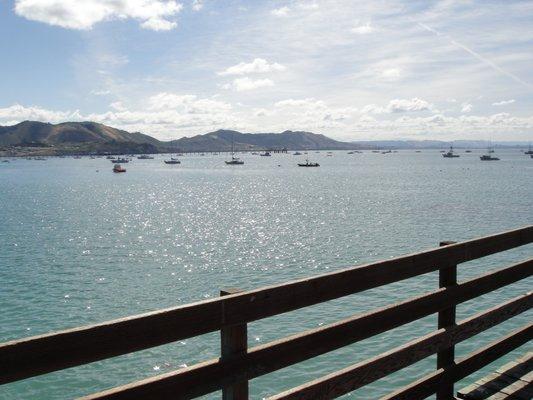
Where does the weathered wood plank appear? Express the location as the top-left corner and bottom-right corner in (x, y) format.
(79, 293), (532, 399)
(267, 299), (532, 400)
(497, 353), (532, 383)
(380, 324), (533, 400)
(220, 288), (248, 400)
(437, 240), (458, 400)
(458, 352), (533, 400)
(2, 226), (530, 384)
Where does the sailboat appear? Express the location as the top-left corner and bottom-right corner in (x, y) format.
(442, 145), (460, 158)
(480, 143), (499, 161)
(298, 158), (320, 167)
(164, 141), (181, 164)
(525, 143), (533, 155)
(225, 132), (244, 165)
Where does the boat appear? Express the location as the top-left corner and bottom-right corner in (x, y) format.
(442, 145), (460, 158)
(524, 143), (533, 155)
(113, 164), (126, 173)
(293, 152), (302, 155)
(137, 155), (154, 159)
(298, 159), (320, 167)
(381, 150), (391, 154)
(260, 152), (271, 156)
(465, 150), (472, 153)
(347, 151), (354, 154)
(2, 159), (9, 163)
(225, 132), (244, 165)
(164, 157), (181, 164)
(480, 154), (500, 161)
(480, 144), (499, 161)
(106, 156), (116, 159)
(111, 158), (129, 163)
(225, 157), (244, 165)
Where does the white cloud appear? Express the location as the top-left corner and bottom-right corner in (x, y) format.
(218, 58), (286, 76)
(271, 7), (290, 17)
(224, 77), (274, 91)
(0, 104), (82, 123)
(14, 0), (183, 31)
(147, 92), (231, 113)
(298, 3), (319, 10)
(275, 98), (326, 109)
(140, 17), (177, 31)
(380, 68), (401, 81)
(274, 98), (356, 126)
(351, 23), (374, 34)
(492, 99), (516, 106)
(110, 101), (126, 111)
(90, 89), (111, 96)
(461, 103), (473, 113)
(191, 0), (203, 11)
(362, 98), (433, 114)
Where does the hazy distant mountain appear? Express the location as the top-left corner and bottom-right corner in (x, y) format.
(351, 139), (529, 149)
(169, 129), (360, 151)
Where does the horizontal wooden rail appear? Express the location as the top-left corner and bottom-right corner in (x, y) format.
(268, 296), (533, 400)
(76, 260), (532, 400)
(1, 225), (531, 384)
(381, 322), (533, 400)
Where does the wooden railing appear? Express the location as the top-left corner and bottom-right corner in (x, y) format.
(1, 226), (532, 399)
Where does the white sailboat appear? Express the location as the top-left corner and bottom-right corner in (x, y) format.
(225, 132), (244, 165)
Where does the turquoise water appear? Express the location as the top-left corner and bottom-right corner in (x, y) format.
(0, 150), (532, 399)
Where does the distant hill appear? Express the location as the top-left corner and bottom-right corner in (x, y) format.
(0, 122), (361, 154)
(0, 121), (161, 146)
(169, 129), (360, 152)
(0, 121), (163, 154)
(351, 139), (529, 149)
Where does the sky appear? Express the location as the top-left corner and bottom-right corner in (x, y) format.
(1, 0), (533, 141)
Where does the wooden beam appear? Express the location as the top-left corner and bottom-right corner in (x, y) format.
(437, 240), (458, 400)
(221, 289), (248, 400)
(77, 291), (532, 399)
(267, 297), (532, 400)
(1, 227), (531, 384)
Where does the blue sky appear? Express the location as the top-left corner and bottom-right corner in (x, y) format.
(1, 0), (532, 141)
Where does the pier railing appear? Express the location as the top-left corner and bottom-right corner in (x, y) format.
(1, 226), (532, 399)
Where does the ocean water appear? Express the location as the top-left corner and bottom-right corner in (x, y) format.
(0, 149), (532, 400)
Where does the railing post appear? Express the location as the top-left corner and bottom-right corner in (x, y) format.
(437, 241), (457, 400)
(220, 288), (249, 400)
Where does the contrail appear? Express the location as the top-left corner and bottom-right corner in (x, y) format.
(418, 22), (533, 90)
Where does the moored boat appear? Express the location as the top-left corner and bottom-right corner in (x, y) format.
(111, 158), (129, 163)
(113, 164), (126, 173)
(298, 158), (319, 167)
(442, 145), (460, 158)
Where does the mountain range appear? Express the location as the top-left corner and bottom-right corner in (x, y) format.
(0, 121), (528, 156)
(0, 121), (360, 154)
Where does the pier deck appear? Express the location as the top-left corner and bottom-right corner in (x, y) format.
(457, 352), (532, 400)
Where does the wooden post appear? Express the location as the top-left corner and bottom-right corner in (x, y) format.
(220, 288), (249, 400)
(437, 241), (458, 400)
